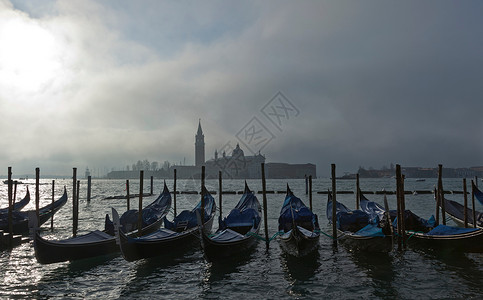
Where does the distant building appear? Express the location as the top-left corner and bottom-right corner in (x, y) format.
(204, 143), (266, 179)
(106, 120), (317, 179)
(195, 120), (205, 167)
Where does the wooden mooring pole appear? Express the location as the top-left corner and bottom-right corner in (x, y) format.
(463, 178), (468, 228)
(173, 169), (177, 217)
(13, 182), (17, 204)
(76, 180), (80, 224)
(138, 171), (144, 237)
(218, 171), (223, 218)
(305, 175), (308, 195)
(356, 173), (360, 210)
(73, 167), (77, 237)
(126, 180), (130, 211)
(471, 180), (477, 229)
(309, 175), (313, 211)
(51, 180), (55, 230)
(87, 175), (91, 202)
(434, 186), (440, 226)
(438, 164), (446, 225)
(150, 176), (153, 196)
(7, 167), (13, 246)
(261, 163), (269, 248)
(396, 164), (402, 251)
(331, 164), (337, 246)
(401, 174), (406, 249)
(200, 166), (205, 227)
(36, 168), (40, 227)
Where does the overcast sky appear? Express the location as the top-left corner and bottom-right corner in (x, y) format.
(1, 0), (482, 177)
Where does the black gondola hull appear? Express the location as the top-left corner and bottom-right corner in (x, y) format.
(200, 228), (259, 262)
(34, 232), (118, 264)
(338, 230), (393, 252)
(0, 189), (67, 234)
(278, 226), (320, 257)
(34, 215), (166, 264)
(119, 217), (214, 262)
(406, 229), (483, 253)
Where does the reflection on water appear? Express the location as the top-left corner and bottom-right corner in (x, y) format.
(347, 249), (398, 299)
(280, 248), (321, 299)
(416, 249), (483, 292)
(120, 249), (203, 299)
(1, 178), (482, 299)
(280, 247), (321, 282)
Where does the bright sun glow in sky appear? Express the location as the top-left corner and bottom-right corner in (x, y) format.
(0, 17), (64, 97)
(0, 0), (482, 176)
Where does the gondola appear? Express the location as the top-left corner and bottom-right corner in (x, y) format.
(0, 187), (30, 214)
(439, 183), (483, 229)
(474, 182), (483, 205)
(113, 186), (216, 262)
(278, 185), (320, 257)
(200, 182), (261, 262)
(360, 193), (483, 253)
(34, 183), (171, 264)
(440, 197), (483, 229)
(0, 187), (68, 234)
(404, 224), (483, 253)
(327, 192), (392, 252)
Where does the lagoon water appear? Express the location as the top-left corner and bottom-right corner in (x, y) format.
(1, 177), (482, 299)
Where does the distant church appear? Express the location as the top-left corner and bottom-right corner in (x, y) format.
(175, 120), (315, 179)
(191, 120), (265, 179)
(195, 120), (205, 167)
(106, 120), (316, 179)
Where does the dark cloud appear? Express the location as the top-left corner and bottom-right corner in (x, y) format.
(1, 0), (482, 176)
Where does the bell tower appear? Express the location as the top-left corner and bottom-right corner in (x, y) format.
(195, 119), (205, 167)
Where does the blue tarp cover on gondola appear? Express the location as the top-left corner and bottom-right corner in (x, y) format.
(426, 224), (480, 236)
(473, 183), (483, 206)
(360, 194), (385, 222)
(278, 190), (318, 232)
(337, 210), (371, 232)
(105, 184), (171, 234)
(221, 208), (260, 229)
(391, 211), (435, 232)
(355, 224), (385, 237)
(220, 188), (261, 230)
(327, 192), (371, 231)
(165, 190), (215, 231)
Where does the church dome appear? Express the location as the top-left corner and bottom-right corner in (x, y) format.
(232, 143), (244, 158)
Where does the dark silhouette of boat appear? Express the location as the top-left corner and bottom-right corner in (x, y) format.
(200, 182), (261, 262)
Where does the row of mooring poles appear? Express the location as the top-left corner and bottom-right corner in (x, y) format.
(5, 167), (54, 247)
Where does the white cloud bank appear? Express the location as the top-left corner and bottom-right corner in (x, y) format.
(1, 0), (482, 176)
